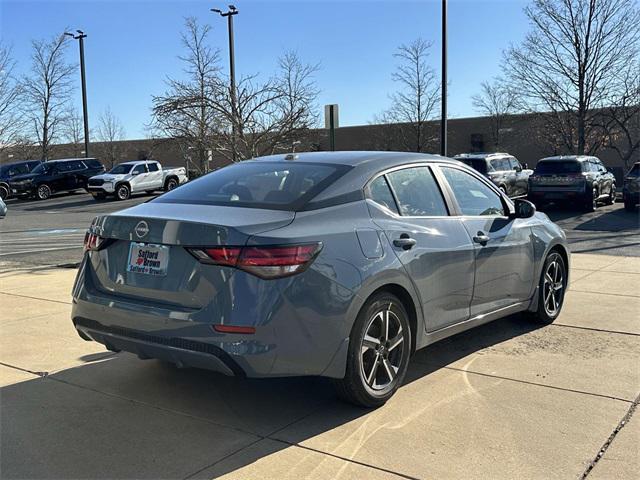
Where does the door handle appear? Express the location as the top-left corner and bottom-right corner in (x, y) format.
(473, 232), (490, 245)
(393, 235), (417, 250)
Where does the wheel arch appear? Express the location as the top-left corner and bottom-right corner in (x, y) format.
(164, 175), (178, 189)
(361, 283), (420, 355)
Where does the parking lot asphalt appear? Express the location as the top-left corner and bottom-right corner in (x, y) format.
(0, 253), (638, 479)
(1, 191), (639, 274)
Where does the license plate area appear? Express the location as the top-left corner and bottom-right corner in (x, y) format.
(127, 242), (169, 276)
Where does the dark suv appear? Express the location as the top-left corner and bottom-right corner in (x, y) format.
(623, 162), (639, 212)
(9, 158), (105, 200)
(454, 153), (532, 198)
(0, 160), (42, 199)
(528, 155), (615, 211)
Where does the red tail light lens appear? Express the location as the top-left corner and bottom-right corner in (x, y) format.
(188, 243), (322, 279)
(84, 231), (104, 251)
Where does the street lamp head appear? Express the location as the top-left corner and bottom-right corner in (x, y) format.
(229, 4), (237, 11)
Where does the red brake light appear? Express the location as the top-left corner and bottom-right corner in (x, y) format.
(84, 231), (102, 251)
(188, 243), (322, 279)
(213, 325), (256, 334)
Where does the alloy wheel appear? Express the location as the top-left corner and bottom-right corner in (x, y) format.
(543, 256), (564, 317)
(37, 184), (51, 200)
(360, 305), (405, 391)
(117, 185), (130, 200)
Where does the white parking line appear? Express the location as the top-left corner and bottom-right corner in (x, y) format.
(0, 246), (83, 256)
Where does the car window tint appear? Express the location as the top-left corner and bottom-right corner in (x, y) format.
(386, 167), (448, 217)
(147, 163), (159, 172)
(154, 161), (348, 211)
(441, 167), (505, 216)
(69, 161), (85, 170)
(367, 175), (398, 214)
(132, 164), (146, 174)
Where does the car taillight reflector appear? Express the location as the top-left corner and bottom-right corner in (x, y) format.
(213, 325), (256, 334)
(188, 243), (322, 279)
(84, 231), (104, 251)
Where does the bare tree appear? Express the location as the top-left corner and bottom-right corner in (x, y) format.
(381, 39), (440, 152)
(504, 0), (640, 155)
(596, 65), (640, 169)
(0, 43), (26, 155)
(22, 33), (76, 160)
(151, 17), (222, 173)
(208, 51), (320, 161)
(61, 108), (84, 156)
(95, 107), (125, 167)
(472, 78), (522, 149)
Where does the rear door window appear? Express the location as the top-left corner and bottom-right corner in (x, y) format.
(153, 161), (350, 211)
(147, 163), (159, 172)
(490, 159), (509, 171)
(386, 167), (448, 216)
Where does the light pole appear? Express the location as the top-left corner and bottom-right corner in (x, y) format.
(440, 0), (447, 157)
(211, 5), (239, 161)
(65, 30), (90, 158)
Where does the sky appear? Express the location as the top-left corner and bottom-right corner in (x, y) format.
(1, 0), (530, 140)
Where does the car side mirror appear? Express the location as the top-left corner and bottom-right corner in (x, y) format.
(513, 199), (536, 219)
(523, 163), (529, 169)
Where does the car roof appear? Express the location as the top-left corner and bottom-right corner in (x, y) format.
(48, 157), (98, 163)
(454, 152), (512, 160)
(539, 155), (597, 162)
(1, 160), (41, 167)
(251, 151), (464, 206)
(249, 151), (459, 167)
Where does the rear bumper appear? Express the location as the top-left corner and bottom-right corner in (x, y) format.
(73, 317), (243, 376)
(528, 187), (587, 202)
(71, 256), (354, 379)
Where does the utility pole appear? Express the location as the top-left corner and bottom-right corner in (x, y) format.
(65, 30), (90, 157)
(440, 0), (447, 157)
(212, 5), (239, 161)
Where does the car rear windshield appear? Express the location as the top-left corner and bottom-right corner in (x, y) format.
(628, 164), (640, 177)
(153, 161), (351, 211)
(458, 158), (489, 174)
(534, 161), (582, 174)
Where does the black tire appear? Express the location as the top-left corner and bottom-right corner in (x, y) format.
(526, 251), (567, 324)
(624, 198), (636, 212)
(333, 292), (412, 408)
(0, 184), (8, 200)
(605, 185), (616, 205)
(115, 184), (130, 201)
(36, 183), (52, 200)
(584, 187), (597, 212)
(165, 178), (178, 191)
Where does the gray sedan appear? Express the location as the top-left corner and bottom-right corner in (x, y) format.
(71, 152), (569, 407)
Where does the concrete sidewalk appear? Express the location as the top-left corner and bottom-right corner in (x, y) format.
(1, 254), (638, 479)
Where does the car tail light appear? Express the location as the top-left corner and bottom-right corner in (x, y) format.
(213, 325), (256, 334)
(188, 243), (322, 279)
(83, 231), (104, 251)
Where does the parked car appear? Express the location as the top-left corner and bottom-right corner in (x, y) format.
(0, 160), (42, 200)
(9, 158), (105, 200)
(623, 162), (639, 212)
(528, 155), (616, 211)
(454, 152), (532, 198)
(87, 160), (188, 200)
(72, 151), (569, 407)
(0, 196), (6, 218)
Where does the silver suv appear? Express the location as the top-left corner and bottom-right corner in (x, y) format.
(454, 153), (532, 198)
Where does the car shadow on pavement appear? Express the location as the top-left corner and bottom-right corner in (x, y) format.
(0, 314), (543, 479)
(544, 203), (639, 232)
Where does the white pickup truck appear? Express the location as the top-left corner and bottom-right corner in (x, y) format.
(87, 160), (188, 200)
